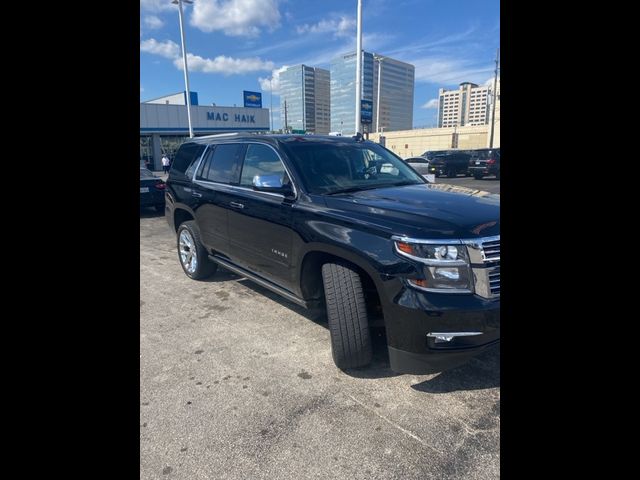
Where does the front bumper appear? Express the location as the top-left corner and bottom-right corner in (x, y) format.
(382, 286), (500, 374)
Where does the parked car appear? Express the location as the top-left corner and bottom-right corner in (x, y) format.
(468, 148), (500, 180)
(165, 134), (499, 374)
(140, 168), (166, 212)
(429, 151), (472, 178)
(403, 156), (436, 176)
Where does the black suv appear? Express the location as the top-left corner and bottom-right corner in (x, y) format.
(468, 148), (500, 180)
(428, 151), (472, 178)
(165, 134), (500, 374)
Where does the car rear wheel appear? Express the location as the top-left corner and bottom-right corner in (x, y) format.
(474, 173), (483, 180)
(496, 170), (500, 180)
(177, 221), (217, 280)
(448, 168), (457, 178)
(322, 262), (373, 369)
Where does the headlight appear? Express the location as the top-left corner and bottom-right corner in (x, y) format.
(393, 237), (473, 292)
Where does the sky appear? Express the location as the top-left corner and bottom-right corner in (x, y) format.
(140, 0), (500, 130)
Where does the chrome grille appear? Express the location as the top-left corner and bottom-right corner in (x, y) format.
(464, 235), (500, 299)
(488, 266), (500, 296)
(482, 238), (500, 262)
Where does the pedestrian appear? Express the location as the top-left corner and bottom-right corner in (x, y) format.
(162, 154), (171, 174)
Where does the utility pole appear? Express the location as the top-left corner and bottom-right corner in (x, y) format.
(354, 0), (363, 135)
(284, 99), (288, 133)
(489, 47), (500, 148)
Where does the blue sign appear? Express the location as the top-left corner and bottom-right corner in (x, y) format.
(361, 99), (373, 124)
(243, 90), (262, 108)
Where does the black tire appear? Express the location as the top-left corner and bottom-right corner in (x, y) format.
(474, 173), (483, 180)
(176, 221), (217, 280)
(322, 262), (373, 369)
(448, 168), (457, 178)
(496, 170), (500, 180)
(155, 203), (165, 214)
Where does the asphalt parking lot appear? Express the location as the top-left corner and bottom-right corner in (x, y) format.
(140, 182), (500, 479)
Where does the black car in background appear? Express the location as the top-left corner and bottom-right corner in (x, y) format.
(429, 151), (472, 178)
(140, 168), (166, 212)
(468, 148), (500, 180)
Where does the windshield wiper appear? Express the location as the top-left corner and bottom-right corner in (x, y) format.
(326, 181), (421, 195)
(326, 185), (384, 195)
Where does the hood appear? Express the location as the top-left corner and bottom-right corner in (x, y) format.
(322, 183), (500, 239)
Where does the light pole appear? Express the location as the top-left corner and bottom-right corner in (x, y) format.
(354, 0), (363, 135)
(172, 0), (194, 138)
(489, 47), (500, 148)
(269, 77), (274, 132)
(374, 54), (384, 133)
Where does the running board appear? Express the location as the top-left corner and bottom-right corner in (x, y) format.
(208, 255), (309, 308)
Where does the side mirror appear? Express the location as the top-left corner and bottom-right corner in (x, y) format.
(252, 174), (293, 196)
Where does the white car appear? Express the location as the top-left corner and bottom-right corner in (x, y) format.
(404, 156), (435, 183)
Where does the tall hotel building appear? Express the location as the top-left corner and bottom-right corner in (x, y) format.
(437, 82), (492, 128)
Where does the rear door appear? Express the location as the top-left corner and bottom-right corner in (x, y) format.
(192, 143), (245, 256)
(225, 143), (296, 289)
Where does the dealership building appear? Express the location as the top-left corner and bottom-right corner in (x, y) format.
(140, 91), (270, 170)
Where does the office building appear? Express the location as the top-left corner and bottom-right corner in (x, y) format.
(437, 82), (491, 128)
(330, 51), (414, 135)
(279, 65), (330, 134)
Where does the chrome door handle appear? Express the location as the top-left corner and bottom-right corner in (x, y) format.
(229, 201), (245, 209)
(192, 191), (202, 198)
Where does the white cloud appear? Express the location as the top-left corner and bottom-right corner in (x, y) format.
(410, 57), (493, 86)
(484, 76), (499, 86)
(258, 65), (289, 92)
(143, 15), (164, 30)
(142, 37), (273, 75)
(140, 0), (175, 12)
(296, 15), (355, 38)
(175, 53), (274, 75)
(140, 38), (180, 59)
(421, 99), (438, 109)
(190, 0), (281, 37)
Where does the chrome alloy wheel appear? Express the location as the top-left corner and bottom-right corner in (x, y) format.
(179, 229), (198, 274)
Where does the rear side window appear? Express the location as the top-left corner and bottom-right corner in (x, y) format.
(239, 144), (286, 187)
(170, 143), (206, 174)
(197, 143), (244, 184)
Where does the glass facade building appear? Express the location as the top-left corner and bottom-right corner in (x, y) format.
(279, 65), (330, 134)
(331, 51), (414, 135)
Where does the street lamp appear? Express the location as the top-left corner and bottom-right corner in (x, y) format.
(269, 77), (274, 132)
(354, 0), (363, 135)
(172, 0), (194, 138)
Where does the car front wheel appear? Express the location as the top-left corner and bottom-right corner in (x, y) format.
(322, 262), (373, 369)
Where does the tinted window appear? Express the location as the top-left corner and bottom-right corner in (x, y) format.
(281, 141), (424, 195)
(240, 144), (286, 187)
(171, 143), (206, 174)
(198, 144), (243, 184)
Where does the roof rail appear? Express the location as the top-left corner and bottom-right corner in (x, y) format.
(194, 132), (253, 140)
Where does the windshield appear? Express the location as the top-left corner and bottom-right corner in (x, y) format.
(281, 141), (425, 195)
